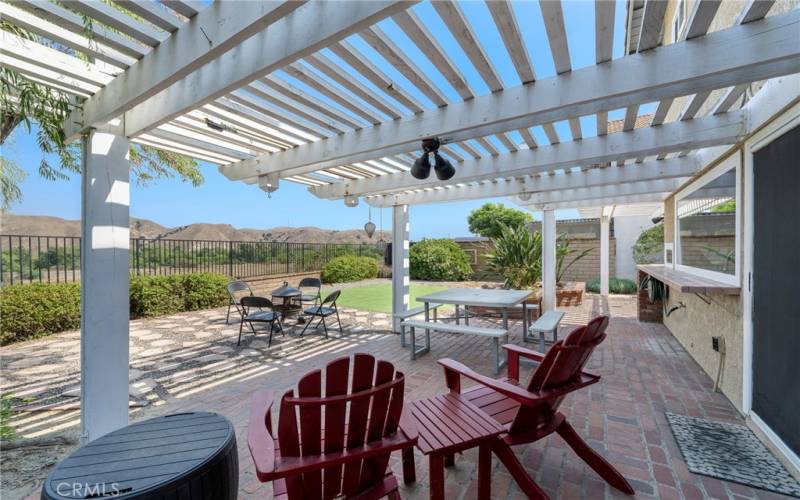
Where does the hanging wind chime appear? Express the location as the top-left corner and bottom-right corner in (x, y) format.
(364, 205), (376, 239)
(376, 208), (387, 253)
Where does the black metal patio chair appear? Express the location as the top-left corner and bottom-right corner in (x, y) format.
(293, 277), (322, 309)
(299, 290), (343, 338)
(238, 296), (284, 347)
(226, 280), (253, 324)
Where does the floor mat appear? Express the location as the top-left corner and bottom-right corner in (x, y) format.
(666, 412), (800, 498)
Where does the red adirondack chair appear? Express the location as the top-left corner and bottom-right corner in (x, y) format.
(248, 353), (417, 500)
(438, 316), (635, 499)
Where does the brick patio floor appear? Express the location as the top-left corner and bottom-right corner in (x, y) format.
(2, 294), (794, 499)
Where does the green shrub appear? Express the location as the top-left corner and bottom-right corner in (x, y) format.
(321, 255), (379, 283)
(181, 273), (228, 310)
(129, 275), (184, 317)
(129, 273), (228, 317)
(0, 282), (80, 344)
(1, 273), (228, 344)
(410, 239), (472, 281)
(586, 277), (638, 295)
(633, 224), (664, 264)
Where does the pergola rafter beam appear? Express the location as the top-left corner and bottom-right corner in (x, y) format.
(488, 0), (535, 84)
(113, 1), (184, 33)
(67, 1), (415, 140)
(516, 192), (671, 211)
(63, 0), (306, 140)
(433, 0), (503, 92)
(329, 40), (425, 114)
(365, 156), (701, 206)
(220, 11), (800, 182)
(393, 9), (474, 100)
(14, 0), (149, 60)
(359, 24), (448, 107)
(512, 179), (683, 208)
(369, 178), (682, 208)
(311, 110), (747, 199)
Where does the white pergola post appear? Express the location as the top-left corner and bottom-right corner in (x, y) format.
(80, 121), (130, 443)
(541, 209), (556, 312)
(600, 213), (610, 297)
(391, 204), (409, 333)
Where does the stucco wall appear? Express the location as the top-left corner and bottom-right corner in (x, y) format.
(660, 193), (744, 412)
(663, 290), (744, 411)
(614, 215), (655, 280)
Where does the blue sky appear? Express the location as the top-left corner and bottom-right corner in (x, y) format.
(3, 0), (648, 239)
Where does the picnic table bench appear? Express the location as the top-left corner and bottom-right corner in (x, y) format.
(401, 319), (509, 374)
(394, 303), (443, 348)
(525, 309), (565, 352)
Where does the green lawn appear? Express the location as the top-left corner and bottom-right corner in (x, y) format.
(331, 283), (448, 313)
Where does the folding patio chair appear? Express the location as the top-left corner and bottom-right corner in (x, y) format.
(293, 277), (322, 308)
(226, 279), (253, 324)
(238, 296), (284, 347)
(435, 316), (634, 499)
(247, 353), (417, 499)
(299, 290), (342, 338)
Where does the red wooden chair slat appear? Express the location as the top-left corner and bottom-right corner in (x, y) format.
(342, 353), (376, 495)
(439, 316), (635, 500)
(323, 357), (350, 498)
(298, 370), (323, 498)
(360, 360), (397, 488)
(248, 353), (416, 500)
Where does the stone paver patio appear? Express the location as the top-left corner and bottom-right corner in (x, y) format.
(1, 294), (793, 499)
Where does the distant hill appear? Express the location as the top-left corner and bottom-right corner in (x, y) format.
(0, 213), (390, 244)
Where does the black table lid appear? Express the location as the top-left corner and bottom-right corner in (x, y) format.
(42, 412), (234, 499)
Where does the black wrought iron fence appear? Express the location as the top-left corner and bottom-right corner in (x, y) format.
(0, 235), (382, 285)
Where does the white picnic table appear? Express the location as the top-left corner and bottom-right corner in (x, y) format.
(408, 288), (533, 373)
(416, 287), (533, 328)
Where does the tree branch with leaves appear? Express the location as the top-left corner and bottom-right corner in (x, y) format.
(0, 15), (203, 209)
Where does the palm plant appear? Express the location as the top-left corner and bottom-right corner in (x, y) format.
(486, 223), (542, 289)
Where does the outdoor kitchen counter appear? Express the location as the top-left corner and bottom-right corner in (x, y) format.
(637, 264), (740, 295)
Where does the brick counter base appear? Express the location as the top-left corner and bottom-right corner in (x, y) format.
(638, 270), (663, 323)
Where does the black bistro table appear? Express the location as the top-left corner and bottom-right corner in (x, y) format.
(41, 412), (237, 500)
(271, 282), (304, 322)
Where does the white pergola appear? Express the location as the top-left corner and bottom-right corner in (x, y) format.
(3, 0), (798, 442)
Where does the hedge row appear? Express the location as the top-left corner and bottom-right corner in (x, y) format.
(0, 273), (228, 345)
(321, 255), (379, 284)
(585, 277), (638, 295)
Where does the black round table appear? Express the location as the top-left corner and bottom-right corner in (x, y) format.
(271, 284), (304, 322)
(41, 412), (237, 500)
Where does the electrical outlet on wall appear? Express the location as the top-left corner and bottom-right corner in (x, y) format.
(712, 336), (721, 352)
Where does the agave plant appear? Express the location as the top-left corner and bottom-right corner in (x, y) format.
(486, 224), (542, 289)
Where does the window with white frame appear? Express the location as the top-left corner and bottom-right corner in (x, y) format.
(675, 154), (740, 284)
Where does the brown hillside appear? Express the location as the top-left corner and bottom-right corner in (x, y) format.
(0, 213), (389, 244)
